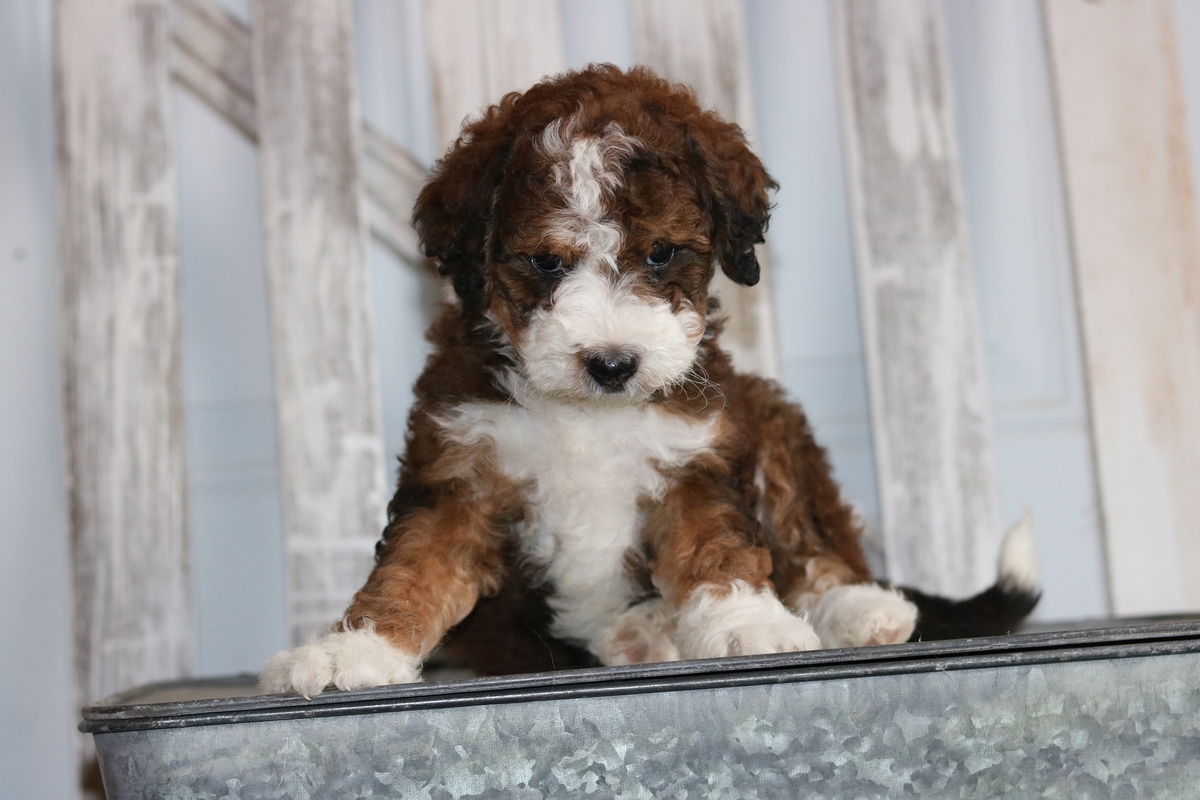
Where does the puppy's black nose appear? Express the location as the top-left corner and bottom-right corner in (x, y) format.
(584, 350), (639, 391)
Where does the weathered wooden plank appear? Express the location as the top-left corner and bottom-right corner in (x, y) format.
(56, 0), (195, 705)
(250, 1), (388, 646)
(55, 0), (195, 790)
(424, 0), (565, 152)
(1043, 0), (1200, 615)
(629, 0), (781, 379)
(170, 0), (255, 140)
(833, 0), (1002, 595)
(168, 0), (426, 265)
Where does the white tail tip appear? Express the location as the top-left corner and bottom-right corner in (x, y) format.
(998, 511), (1039, 592)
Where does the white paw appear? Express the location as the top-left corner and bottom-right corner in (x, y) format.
(806, 584), (917, 649)
(596, 599), (680, 666)
(674, 581), (822, 659)
(259, 625), (421, 699)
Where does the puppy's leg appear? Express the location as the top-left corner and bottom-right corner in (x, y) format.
(646, 473), (821, 660)
(260, 621), (419, 699)
(596, 598), (680, 666)
(673, 581), (822, 658)
(784, 554), (916, 649)
(260, 498), (505, 697)
(795, 584), (917, 649)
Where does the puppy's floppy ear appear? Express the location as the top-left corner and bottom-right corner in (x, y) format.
(686, 115), (777, 287)
(412, 102), (516, 314)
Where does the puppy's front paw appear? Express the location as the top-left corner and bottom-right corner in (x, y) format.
(259, 625), (421, 698)
(597, 599), (680, 666)
(807, 584), (917, 649)
(675, 581), (822, 659)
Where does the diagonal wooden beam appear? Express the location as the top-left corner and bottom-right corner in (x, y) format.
(360, 121), (425, 266)
(170, 0), (255, 138)
(169, 0), (425, 265)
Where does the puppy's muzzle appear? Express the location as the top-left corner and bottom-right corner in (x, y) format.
(584, 349), (640, 392)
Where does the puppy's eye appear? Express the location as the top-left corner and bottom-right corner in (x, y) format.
(646, 242), (676, 269)
(529, 253), (564, 274)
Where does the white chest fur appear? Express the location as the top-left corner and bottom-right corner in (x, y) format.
(439, 400), (715, 649)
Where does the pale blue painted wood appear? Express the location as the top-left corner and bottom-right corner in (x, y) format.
(745, 0), (882, 538)
(747, 0), (1106, 618)
(944, 0), (1107, 620)
(354, 0), (440, 490)
(355, 0), (438, 169)
(174, 83), (288, 674)
(214, 0), (247, 23)
(561, 0), (635, 70)
(0, 3), (77, 797)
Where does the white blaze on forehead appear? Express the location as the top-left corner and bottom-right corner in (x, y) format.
(519, 119), (702, 401)
(538, 120), (635, 272)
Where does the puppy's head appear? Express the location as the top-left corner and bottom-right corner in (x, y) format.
(414, 65), (775, 402)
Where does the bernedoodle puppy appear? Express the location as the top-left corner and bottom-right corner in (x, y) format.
(262, 65), (1038, 698)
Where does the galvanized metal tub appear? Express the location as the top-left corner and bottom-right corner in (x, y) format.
(83, 620), (1200, 798)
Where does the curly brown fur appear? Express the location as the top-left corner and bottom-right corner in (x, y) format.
(260, 65), (1035, 697)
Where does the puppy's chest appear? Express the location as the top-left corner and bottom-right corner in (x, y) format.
(443, 402), (715, 563)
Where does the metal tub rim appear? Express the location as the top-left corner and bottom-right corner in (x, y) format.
(81, 616), (1200, 736)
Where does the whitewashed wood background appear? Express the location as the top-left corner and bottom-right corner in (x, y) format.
(5, 0), (1200, 796)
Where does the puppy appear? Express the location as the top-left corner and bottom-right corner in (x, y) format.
(262, 65), (1038, 698)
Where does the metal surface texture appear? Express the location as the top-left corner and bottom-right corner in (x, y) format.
(86, 621), (1200, 798)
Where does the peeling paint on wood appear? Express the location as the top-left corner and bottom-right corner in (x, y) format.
(57, 0), (195, 706)
(629, 0), (781, 379)
(168, 0), (427, 265)
(834, 0), (1002, 594)
(250, 0), (387, 646)
(55, 0), (196, 789)
(1044, 0), (1200, 615)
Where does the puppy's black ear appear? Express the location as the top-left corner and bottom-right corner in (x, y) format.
(686, 115), (777, 287)
(412, 103), (516, 314)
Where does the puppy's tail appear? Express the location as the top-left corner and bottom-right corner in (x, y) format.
(897, 513), (1041, 641)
